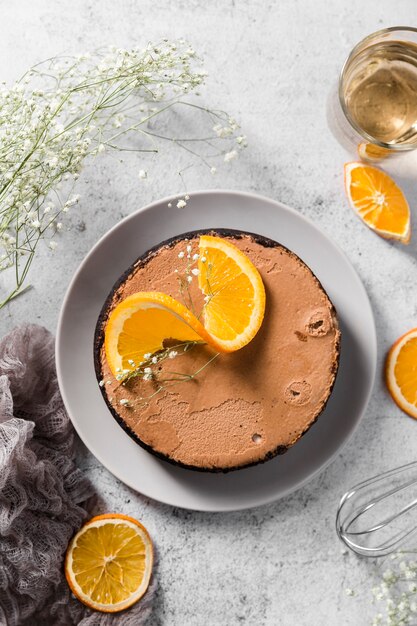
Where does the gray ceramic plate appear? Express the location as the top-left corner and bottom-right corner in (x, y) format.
(56, 190), (376, 512)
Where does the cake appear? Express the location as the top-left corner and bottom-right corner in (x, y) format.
(94, 229), (341, 472)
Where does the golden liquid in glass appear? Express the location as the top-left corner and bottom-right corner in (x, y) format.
(344, 41), (417, 145)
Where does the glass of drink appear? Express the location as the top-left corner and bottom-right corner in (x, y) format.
(332, 27), (417, 158)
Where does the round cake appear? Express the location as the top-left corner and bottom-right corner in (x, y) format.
(94, 229), (341, 472)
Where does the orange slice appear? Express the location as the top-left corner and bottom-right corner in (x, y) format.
(358, 142), (391, 163)
(104, 236), (266, 376)
(198, 235), (266, 351)
(65, 513), (153, 613)
(104, 291), (218, 376)
(344, 162), (411, 244)
(386, 328), (417, 419)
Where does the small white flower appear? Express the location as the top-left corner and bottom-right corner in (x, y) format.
(97, 143), (106, 154)
(169, 350), (178, 359)
(184, 194), (190, 200)
(99, 380), (105, 387)
(191, 268), (199, 276)
(151, 356), (158, 364)
(224, 149), (238, 162)
(210, 166), (217, 175)
(56, 222), (63, 231)
(128, 359), (135, 366)
(143, 353), (152, 360)
(31, 219), (41, 229)
(192, 253), (199, 260)
(143, 373), (152, 381)
(138, 169), (147, 180)
(201, 256), (207, 263)
(178, 251), (185, 259)
(187, 275), (192, 283)
(186, 244), (192, 253)
(345, 588), (354, 597)
(168, 202), (172, 208)
(48, 241), (57, 250)
(144, 367), (152, 374)
(119, 398), (130, 406)
(177, 199), (186, 209)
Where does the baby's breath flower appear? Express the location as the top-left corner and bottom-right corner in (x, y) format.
(0, 41), (243, 309)
(151, 356), (158, 364)
(187, 275), (192, 283)
(119, 398), (130, 406)
(143, 353), (152, 360)
(192, 253), (199, 260)
(178, 251), (185, 259)
(224, 149), (238, 162)
(169, 350), (178, 359)
(48, 241), (57, 250)
(210, 166), (217, 175)
(191, 268), (199, 276)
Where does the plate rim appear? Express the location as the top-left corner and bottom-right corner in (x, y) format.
(56, 188), (377, 512)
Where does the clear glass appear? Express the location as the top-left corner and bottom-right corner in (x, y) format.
(332, 27), (417, 156)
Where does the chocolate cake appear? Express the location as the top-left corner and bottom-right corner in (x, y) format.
(94, 229), (341, 472)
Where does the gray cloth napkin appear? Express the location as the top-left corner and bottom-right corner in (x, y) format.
(0, 325), (156, 626)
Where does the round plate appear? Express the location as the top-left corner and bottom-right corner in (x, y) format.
(56, 190), (376, 512)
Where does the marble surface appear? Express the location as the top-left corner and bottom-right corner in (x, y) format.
(2, 2), (417, 624)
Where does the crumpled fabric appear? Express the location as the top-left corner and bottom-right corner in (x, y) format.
(0, 325), (156, 626)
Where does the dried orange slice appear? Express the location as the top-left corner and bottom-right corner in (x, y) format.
(65, 513), (153, 613)
(198, 235), (266, 351)
(358, 142), (391, 163)
(386, 328), (417, 419)
(104, 291), (218, 375)
(344, 162), (411, 244)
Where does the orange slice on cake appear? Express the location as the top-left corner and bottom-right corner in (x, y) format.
(198, 235), (266, 351)
(344, 162), (411, 244)
(104, 236), (266, 375)
(386, 328), (417, 419)
(65, 513), (153, 613)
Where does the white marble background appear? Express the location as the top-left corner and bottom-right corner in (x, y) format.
(2, 1), (417, 624)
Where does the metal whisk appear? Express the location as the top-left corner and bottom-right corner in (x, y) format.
(336, 461), (417, 557)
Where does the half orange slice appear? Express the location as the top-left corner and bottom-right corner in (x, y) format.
(386, 328), (417, 419)
(198, 235), (266, 351)
(344, 162), (410, 244)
